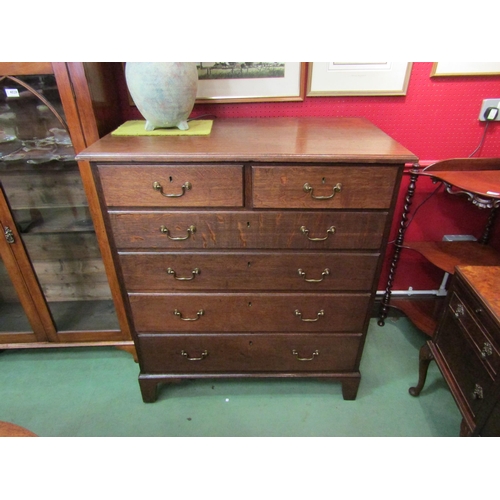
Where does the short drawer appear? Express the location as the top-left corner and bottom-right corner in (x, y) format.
(137, 333), (362, 374)
(252, 165), (399, 209)
(128, 292), (370, 333)
(449, 291), (500, 378)
(97, 164), (244, 207)
(109, 210), (388, 250)
(436, 312), (494, 419)
(119, 251), (380, 292)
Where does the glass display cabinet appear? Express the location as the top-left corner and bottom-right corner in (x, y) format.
(0, 62), (134, 355)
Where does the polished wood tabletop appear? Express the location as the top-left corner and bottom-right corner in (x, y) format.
(456, 265), (500, 324)
(420, 170), (500, 199)
(77, 117), (418, 164)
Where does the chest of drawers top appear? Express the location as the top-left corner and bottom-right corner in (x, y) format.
(76, 117), (417, 164)
(455, 266), (500, 325)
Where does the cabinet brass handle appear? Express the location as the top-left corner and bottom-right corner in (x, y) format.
(298, 268), (330, 283)
(153, 180), (192, 198)
(4, 226), (15, 244)
(167, 267), (200, 281)
(481, 342), (493, 359)
(292, 349), (319, 361)
(303, 182), (342, 200)
(472, 383), (484, 400)
(181, 350), (208, 361)
(454, 303), (465, 318)
(300, 225), (335, 241)
(295, 309), (325, 322)
(160, 225), (196, 240)
(174, 309), (204, 321)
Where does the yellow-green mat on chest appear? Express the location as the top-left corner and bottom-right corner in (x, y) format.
(111, 120), (213, 136)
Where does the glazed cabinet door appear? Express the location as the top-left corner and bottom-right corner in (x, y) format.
(0, 187), (50, 343)
(0, 65), (121, 344)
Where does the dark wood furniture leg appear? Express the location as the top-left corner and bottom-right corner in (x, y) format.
(138, 375), (159, 403)
(460, 419), (472, 437)
(341, 375), (361, 400)
(139, 376), (184, 403)
(409, 341), (434, 397)
(378, 165), (420, 326)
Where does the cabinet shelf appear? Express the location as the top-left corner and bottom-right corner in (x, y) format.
(406, 241), (500, 275)
(0, 299), (119, 335)
(388, 297), (445, 337)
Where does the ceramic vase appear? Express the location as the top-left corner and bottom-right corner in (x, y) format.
(125, 62), (198, 131)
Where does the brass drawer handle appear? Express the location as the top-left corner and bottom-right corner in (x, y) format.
(454, 303), (465, 318)
(153, 180), (192, 198)
(292, 349), (319, 361)
(298, 268), (330, 283)
(295, 309), (325, 322)
(174, 309), (204, 321)
(303, 182), (342, 200)
(300, 225), (336, 241)
(167, 267), (200, 281)
(181, 349), (208, 361)
(481, 342), (493, 359)
(160, 225), (196, 240)
(472, 383), (484, 400)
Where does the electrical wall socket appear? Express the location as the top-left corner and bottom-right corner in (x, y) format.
(479, 99), (500, 121)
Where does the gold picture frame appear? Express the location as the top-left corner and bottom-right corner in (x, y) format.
(195, 62), (306, 103)
(431, 62), (500, 76)
(306, 62), (413, 96)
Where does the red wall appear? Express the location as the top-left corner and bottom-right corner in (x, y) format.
(117, 62), (500, 291)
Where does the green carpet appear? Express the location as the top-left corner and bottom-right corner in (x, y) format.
(0, 317), (461, 437)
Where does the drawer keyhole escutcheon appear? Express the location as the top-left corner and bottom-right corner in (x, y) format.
(292, 349), (319, 361)
(181, 350), (208, 361)
(160, 225), (196, 240)
(295, 309), (325, 322)
(472, 384), (484, 400)
(303, 182), (342, 200)
(167, 267), (200, 281)
(481, 342), (493, 359)
(153, 180), (192, 198)
(298, 268), (330, 283)
(174, 309), (204, 321)
(300, 226), (335, 242)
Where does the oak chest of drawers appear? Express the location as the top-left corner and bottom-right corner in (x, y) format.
(78, 117), (417, 402)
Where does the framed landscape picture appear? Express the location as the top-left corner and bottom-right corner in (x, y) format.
(195, 62), (306, 103)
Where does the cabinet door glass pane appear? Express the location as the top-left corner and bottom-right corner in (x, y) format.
(0, 253), (33, 333)
(0, 74), (119, 332)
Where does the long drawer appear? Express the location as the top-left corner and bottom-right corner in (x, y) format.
(137, 333), (363, 373)
(108, 210), (388, 250)
(118, 251), (380, 291)
(252, 165), (398, 209)
(97, 164), (244, 207)
(129, 292), (370, 333)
